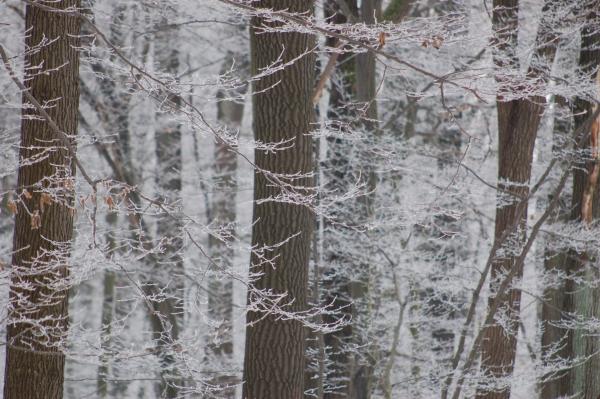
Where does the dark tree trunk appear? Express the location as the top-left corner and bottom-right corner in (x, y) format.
(348, 1), (379, 398)
(477, 99), (544, 399)
(321, 2), (358, 398)
(564, 6), (600, 397)
(3, 2), (81, 398)
(320, 1), (379, 397)
(242, 1), (315, 398)
(476, 1), (557, 398)
(539, 95), (572, 399)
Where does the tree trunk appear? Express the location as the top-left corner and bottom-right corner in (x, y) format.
(476, 1), (557, 398)
(206, 50), (248, 397)
(81, 5), (132, 396)
(3, 2), (81, 398)
(348, 1), (379, 398)
(320, 2), (358, 398)
(477, 93), (541, 399)
(153, 13), (184, 398)
(539, 95), (572, 399)
(566, 8), (600, 397)
(242, 1), (315, 397)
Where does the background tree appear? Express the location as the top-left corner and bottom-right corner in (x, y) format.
(206, 22), (249, 397)
(151, 7), (185, 397)
(476, 1), (558, 397)
(548, 4), (600, 397)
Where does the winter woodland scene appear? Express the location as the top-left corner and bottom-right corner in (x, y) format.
(1, 0), (600, 398)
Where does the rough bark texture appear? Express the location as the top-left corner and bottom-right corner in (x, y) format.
(476, 1), (557, 398)
(3, 2), (81, 398)
(242, 1), (315, 398)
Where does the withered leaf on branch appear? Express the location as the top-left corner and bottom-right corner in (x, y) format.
(105, 195), (116, 211)
(421, 35), (443, 49)
(378, 32), (387, 49)
(7, 200), (17, 215)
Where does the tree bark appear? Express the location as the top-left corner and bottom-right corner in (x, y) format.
(242, 1), (315, 398)
(3, 2), (81, 398)
(539, 95), (572, 399)
(476, 1), (557, 398)
(565, 7), (600, 397)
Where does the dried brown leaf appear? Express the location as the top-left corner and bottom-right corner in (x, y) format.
(31, 210), (41, 230)
(7, 200), (17, 215)
(39, 193), (53, 213)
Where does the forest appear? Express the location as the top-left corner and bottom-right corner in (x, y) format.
(1, 0), (600, 398)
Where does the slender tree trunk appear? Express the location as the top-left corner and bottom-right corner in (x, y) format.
(348, 1), (379, 398)
(318, 1), (379, 397)
(82, 6), (132, 396)
(321, 1), (358, 397)
(539, 95), (572, 399)
(3, 2), (81, 398)
(206, 51), (248, 397)
(153, 14), (184, 398)
(242, 1), (315, 397)
(97, 236), (116, 398)
(305, 134), (326, 399)
(476, 1), (557, 398)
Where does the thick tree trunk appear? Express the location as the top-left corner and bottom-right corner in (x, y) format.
(3, 2), (81, 398)
(477, 99), (544, 399)
(476, 1), (557, 398)
(242, 1), (315, 398)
